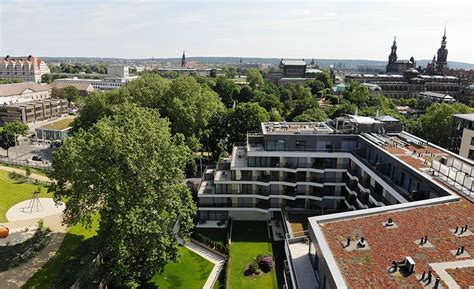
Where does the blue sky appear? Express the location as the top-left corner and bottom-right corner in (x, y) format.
(0, 0), (472, 62)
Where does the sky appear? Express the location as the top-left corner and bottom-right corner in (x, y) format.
(0, 0), (473, 62)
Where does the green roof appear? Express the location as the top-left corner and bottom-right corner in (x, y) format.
(40, 118), (74, 131)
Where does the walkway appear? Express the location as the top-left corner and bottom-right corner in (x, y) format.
(173, 219), (226, 289)
(184, 241), (225, 289)
(0, 165), (51, 183)
(0, 212), (66, 289)
(288, 242), (317, 289)
(430, 259), (474, 289)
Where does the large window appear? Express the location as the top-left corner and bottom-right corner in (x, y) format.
(468, 149), (474, 160)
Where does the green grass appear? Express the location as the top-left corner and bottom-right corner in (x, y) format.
(228, 221), (278, 289)
(150, 246), (214, 289)
(23, 216), (100, 289)
(0, 170), (49, 222)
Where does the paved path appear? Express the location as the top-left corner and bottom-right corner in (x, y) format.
(173, 221), (225, 289)
(184, 241), (225, 289)
(0, 212), (66, 289)
(430, 259), (474, 289)
(0, 165), (51, 183)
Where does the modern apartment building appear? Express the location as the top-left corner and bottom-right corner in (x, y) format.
(197, 117), (473, 288)
(452, 113), (474, 160)
(196, 117), (469, 224)
(0, 55), (50, 83)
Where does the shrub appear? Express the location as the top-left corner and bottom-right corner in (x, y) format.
(248, 260), (259, 274)
(257, 255), (274, 273)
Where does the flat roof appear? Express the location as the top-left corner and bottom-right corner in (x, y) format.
(346, 115), (381, 124)
(454, 114), (474, 122)
(261, 122), (333, 135)
(319, 199), (473, 288)
(39, 118), (74, 131)
(281, 59), (307, 66)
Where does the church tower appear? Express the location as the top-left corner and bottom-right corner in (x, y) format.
(388, 37), (398, 64)
(181, 50), (186, 67)
(436, 25), (448, 72)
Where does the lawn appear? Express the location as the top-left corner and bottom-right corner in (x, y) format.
(150, 246), (214, 289)
(0, 170), (50, 222)
(23, 215), (100, 289)
(228, 221), (278, 289)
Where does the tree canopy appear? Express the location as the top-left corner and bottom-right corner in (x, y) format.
(0, 121), (28, 157)
(50, 104), (196, 287)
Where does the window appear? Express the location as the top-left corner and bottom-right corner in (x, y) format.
(295, 140), (306, 150)
(471, 137), (474, 146)
(468, 149), (474, 160)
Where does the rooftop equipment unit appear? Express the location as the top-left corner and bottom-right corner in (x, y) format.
(405, 256), (415, 274)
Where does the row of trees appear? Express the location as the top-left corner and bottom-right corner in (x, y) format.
(48, 63), (108, 74)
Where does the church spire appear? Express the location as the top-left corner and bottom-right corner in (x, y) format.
(181, 50), (186, 67)
(388, 36), (397, 64)
(436, 24), (448, 73)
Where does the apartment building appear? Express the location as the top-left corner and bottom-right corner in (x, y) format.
(452, 113), (474, 160)
(0, 55), (50, 83)
(196, 117), (464, 223)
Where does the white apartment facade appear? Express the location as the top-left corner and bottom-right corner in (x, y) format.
(0, 55), (50, 83)
(197, 121), (453, 222)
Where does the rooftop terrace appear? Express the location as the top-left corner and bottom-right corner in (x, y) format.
(261, 122), (334, 135)
(364, 131), (474, 201)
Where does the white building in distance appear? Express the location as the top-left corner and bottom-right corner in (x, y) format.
(0, 55), (50, 83)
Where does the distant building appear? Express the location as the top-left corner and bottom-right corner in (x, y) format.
(345, 72), (467, 101)
(425, 27), (449, 75)
(106, 64), (129, 78)
(0, 55), (50, 83)
(451, 113), (474, 160)
(181, 51), (186, 67)
(0, 98), (67, 125)
(386, 37), (416, 73)
(279, 59), (307, 78)
(0, 82), (51, 105)
(417, 91), (455, 108)
(267, 59), (325, 85)
(51, 81), (94, 96)
(54, 64), (137, 90)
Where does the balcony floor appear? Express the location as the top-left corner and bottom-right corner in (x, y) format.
(289, 242), (318, 289)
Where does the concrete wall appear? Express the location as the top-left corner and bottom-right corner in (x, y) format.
(459, 128), (474, 160)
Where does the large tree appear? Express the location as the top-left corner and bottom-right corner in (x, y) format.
(226, 102), (270, 144)
(213, 76), (240, 107)
(293, 108), (328, 122)
(0, 121), (28, 157)
(50, 104), (196, 287)
(416, 103), (473, 147)
(162, 77), (224, 150)
(246, 68), (264, 89)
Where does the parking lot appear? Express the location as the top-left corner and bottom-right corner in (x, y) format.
(0, 139), (56, 165)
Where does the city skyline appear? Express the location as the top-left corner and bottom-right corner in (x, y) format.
(0, 0), (473, 63)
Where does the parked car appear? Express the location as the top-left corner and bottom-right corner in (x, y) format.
(32, 155), (43, 162)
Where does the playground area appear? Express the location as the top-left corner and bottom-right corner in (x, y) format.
(6, 198), (64, 222)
